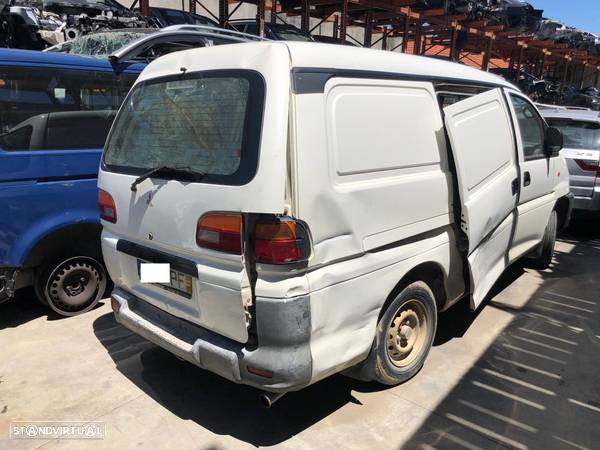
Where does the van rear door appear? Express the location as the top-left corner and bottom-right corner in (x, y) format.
(443, 88), (519, 309)
(99, 44), (290, 343)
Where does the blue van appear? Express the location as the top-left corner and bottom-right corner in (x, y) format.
(0, 49), (144, 315)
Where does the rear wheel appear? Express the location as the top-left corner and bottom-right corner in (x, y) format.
(527, 210), (557, 270)
(370, 282), (437, 385)
(35, 255), (107, 316)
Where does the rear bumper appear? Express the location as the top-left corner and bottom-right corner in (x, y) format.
(111, 288), (312, 393)
(572, 187), (600, 212)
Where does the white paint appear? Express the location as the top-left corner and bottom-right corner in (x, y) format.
(501, 343), (567, 364)
(546, 291), (597, 305)
(568, 398), (600, 414)
(445, 413), (531, 449)
(458, 399), (538, 432)
(553, 436), (591, 450)
(432, 431), (485, 450)
(512, 335), (574, 354)
(327, 82), (441, 176)
(99, 42), (569, 390)
(443, 89), (518, 308)
(493, 356), (563, 380)
(537, 298), (594, 314)
(517, 327), (578, 346)
(471, 381), (546, 410)
(505, 91), (563, 256)
(481, 368), (556, 395)
(523, 312), (584, 333)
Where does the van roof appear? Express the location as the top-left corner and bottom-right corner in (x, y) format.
(0, 48), (145, 74)
(137, 41), (516, 90)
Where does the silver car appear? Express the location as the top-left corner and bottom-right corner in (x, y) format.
(542, 108), (600, 212)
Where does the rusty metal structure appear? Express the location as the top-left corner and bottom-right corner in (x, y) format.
(136, 0), (600, 89)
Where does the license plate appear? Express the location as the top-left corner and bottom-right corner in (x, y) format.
(137, 260), (193, 298)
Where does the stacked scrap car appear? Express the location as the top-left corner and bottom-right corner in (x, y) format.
(0, 0), (154, 50)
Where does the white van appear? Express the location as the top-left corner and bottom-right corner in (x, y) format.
(98, 42), (571, 404)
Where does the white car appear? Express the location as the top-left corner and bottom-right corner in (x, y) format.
(541, 109), (600, 213)
(98, 42), (571, 405)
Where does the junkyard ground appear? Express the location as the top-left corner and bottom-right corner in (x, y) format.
(0, 220), (599, 450)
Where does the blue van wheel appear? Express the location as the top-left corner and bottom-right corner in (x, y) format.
(35, 256), (107, 316)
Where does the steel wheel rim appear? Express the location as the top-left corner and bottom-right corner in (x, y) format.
(387, 299), (429, 368)
(45, 257), (106, 315)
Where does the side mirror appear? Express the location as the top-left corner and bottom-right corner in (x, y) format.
(545, 127), (563, 157)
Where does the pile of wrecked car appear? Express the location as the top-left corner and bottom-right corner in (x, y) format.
(1, 0), (153, 50)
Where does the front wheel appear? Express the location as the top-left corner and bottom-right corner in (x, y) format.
(370, 281), (437, 385)
(35, 256), (107, 316)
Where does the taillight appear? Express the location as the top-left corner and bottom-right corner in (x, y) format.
(253, 218), (310, 264)
(575, 159), (600, 176)
(98, 189), (117, 223)
(196, 213), (242, 254)
(110, 296), (121, 313)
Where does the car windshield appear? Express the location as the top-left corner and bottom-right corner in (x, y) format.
(190, 15), (217, 27)
(271, 25), (313, 41)
(103, 70), (265, 185)
(65, 31), (153, 57)
(547, 119), (600, 150)
(162, 9), (187, 25)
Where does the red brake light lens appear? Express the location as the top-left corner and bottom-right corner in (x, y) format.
(254, 219), (310, 264)
(575, 159), (600, 176)
(196, 213), (242, 254)
(98, 189), (117, 223)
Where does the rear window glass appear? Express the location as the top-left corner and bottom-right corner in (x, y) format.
(103, 70), (265, 185)
(546, 119), (600, 150)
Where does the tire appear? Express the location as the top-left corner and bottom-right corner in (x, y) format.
(527, 210), (557, 270)
(369, 281), (438, 385)
(34, 255), (108, 316)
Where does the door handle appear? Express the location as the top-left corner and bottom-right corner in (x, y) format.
(523, 171), (531, 187)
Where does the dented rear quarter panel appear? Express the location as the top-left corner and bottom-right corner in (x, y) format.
(251, 72), (467, 384)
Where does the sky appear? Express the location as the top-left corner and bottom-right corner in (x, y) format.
(531, 0), (600, 35)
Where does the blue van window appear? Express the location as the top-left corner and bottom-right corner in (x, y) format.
(0, 67), (136, 151)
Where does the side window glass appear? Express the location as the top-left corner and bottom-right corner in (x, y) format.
(510, 95), (545, 160)
(437, 93), (470, 109)
(244, 23), (258, 35)
(0, 67), (137, 151)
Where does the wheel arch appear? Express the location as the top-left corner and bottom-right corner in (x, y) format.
(554, 195), (571, 230)
(21, 223), (104, 270)
(378, 261), (448, 323)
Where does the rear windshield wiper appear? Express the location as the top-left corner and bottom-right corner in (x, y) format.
(130, 166), (205, 192)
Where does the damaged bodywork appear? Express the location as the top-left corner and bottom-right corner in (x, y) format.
(0, 268), (18, 303)
(413, 1), (542, 33)
(536, 19), (600, 56)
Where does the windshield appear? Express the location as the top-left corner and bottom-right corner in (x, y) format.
(66, 31), (152, 57)
(103, 70), (264, 185)
(547, 119), (600, 150)
(271, 25), (313, 41)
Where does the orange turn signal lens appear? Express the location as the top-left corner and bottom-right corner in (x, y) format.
(196, 213), (242, 254)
